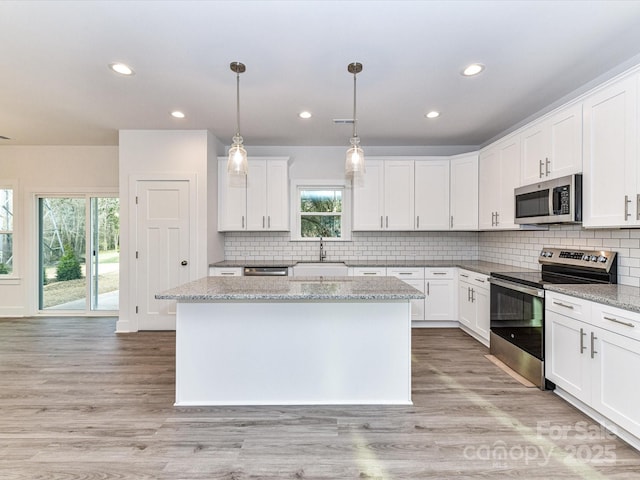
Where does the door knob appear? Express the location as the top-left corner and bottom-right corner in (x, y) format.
(181, 260), (188, 266)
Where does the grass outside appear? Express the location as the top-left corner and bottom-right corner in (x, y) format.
(42, 250), (119, 308)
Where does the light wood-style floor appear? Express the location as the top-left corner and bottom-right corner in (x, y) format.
(1, 317), (639, 479)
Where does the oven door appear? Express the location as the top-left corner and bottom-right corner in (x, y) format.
(489, 278), (545, 360)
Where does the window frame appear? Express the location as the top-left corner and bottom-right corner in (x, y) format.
(290, 179), (352, 241)
(0, 181), (17, 280)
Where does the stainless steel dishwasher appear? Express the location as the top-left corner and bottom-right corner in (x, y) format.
(243, 266), (289, 276)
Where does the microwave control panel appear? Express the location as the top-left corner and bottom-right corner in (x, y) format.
(553, 185), (570, 215)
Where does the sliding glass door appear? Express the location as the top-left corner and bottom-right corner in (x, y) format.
(38, 195), (119, 313)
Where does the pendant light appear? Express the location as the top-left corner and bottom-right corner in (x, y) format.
(227, 61), (248, 175)
(345, 62), (364, 176)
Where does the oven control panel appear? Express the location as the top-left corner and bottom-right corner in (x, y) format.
(539, 248), (616, 271)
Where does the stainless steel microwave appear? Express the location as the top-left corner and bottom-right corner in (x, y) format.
(514, 174), (582, 224)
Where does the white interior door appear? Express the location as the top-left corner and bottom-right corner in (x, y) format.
(136, 180), (191, 330)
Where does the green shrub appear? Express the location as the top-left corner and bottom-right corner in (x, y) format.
(56, 245), (82, 281)
(0, 263), (8, 274)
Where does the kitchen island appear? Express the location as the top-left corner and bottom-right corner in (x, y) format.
(156, 275), (424, 406)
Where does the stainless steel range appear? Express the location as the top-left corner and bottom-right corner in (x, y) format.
(488, 248), (617, 389)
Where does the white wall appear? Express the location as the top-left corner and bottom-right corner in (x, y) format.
(0, 146), (118, 316)
(117, 130), (223, 332)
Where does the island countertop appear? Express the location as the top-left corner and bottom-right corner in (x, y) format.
(156, 275), (425, 301)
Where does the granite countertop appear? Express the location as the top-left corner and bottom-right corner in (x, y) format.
(157, 275), (426, 301)
(210, 259), (539, 276)
(545, 284), (640, 314)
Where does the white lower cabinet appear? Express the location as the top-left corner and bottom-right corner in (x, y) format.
(546, 291), (640, 445)
(457, 269), (490, 346)
(209, 267), (243, 276)
(424, 268), (456, 322)
(385, 268), (425, 322)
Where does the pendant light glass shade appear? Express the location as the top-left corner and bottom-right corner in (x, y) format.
(227, 62), (248, 175)
(345, 136), (364, 175)
(345, 62), (364, 176)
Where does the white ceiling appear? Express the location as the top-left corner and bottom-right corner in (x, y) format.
(2, 0), (640, 148)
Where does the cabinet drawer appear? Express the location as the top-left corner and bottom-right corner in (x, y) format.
(592, 302), (640, 342)
(352, 267), (386, 276)
(210, 267), (243, 277)
(425, 268), (455, 280)
(546, 291), (591, 321)
(387, 267), (424, 279)
(469, 274), (489, 290)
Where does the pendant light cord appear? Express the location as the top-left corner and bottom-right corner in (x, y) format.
(352, 70), (357, 139)
(235, 71), (241, 137)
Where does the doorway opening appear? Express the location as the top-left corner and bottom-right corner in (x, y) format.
(38, 196), (119, 313)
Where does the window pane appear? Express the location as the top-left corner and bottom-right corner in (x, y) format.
(300, 190), (342, 213)
(0, 189), (12, 231)
(0, 233), (12, 274)
(301, 215), (342, 238)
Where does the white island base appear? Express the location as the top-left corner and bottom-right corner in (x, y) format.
(175, 299), (412, 406)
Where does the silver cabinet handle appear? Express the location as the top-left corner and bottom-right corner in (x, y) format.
(495, 211), (499, 226)
(467, 286), (471, 301)
(471, 288), (475, 302)
(637, 194), (640, 221)
(474, 278), (485, 283)
(386, 216), (389, 228)
(262, 216), (265, 228)
(380, 216), (383, 229)
(553, 300), (574, 309)
(426, 281), (430, 295)
(460, 274), (469, 278)
(590, 331), (597, 359)
(545, 157), (550, 176)
(268, 216), (271, 228)
(539, 159), (544, 178)
(242, 215), (245, 229)
(433, 272), (447, 275)
(220, 272), (235, 276)
(416, 216), (420, 229)
(450, 215), (453, 229)
(363, 272), (377, 275)
(625, 195), (631, 220)
(604, 316), (635, 328)
(491, 212), (495, 226)
(398, 272), (412, 275)
(580, 328), (586, 354)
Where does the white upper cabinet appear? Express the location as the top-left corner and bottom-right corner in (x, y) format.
(449, 152), (478, 230)
(479, 136), (521, 230)
(415, 159), (449, 230)
(218, 157), (289, 231)
(520, 103), (583, 185)
(583, 73), (639, 227)
(353, 158), (414, 231)
(384, 160), (415, 230)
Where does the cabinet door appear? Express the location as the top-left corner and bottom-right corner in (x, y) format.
(218, 159), (247, 231)
(473, 285), (490, 341)
(583, 75), (637, 227)
(265, 160), (289, 230)
(425, 279), (455, 321)
(592, 327), (640, 439)
(496, 137), (521, 230)
(478, 147), (500, 229)
(415, 160), (449, 230)
(352, 160), (384, 230)
(384, 161), (415, 230)
(403, 279), (425, 321)
(246, 159), (268, 230)
(548, 103), (582, 179)
(545, 311), (591, 403)
(520, 122), (548, 185)
(458, 282), (474, 328)
(450, 153), (479, 230)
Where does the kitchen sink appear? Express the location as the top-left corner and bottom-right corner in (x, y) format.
(292, 262), (348, 276)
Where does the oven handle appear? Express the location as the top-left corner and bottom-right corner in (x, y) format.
(489, 277), (545, 298)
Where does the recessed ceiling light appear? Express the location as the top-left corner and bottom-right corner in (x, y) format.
(462, 63), (485, 76)
(170, 111), (186, 119)
(109, 62), (135, 76)
(425, 111), (440, 119)
(299, 111), (312, 119)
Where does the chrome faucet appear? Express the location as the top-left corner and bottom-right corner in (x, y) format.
(319, 237), (327, 262)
